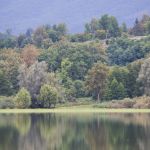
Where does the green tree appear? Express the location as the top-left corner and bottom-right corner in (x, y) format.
(14, 88), (31, 108)
(0, 37), (17, 49)
(70, 33), (93, 42)
(121, 23), (128, 33)
(46, 72), (65, 102)
(54, 23), (67, 35)
(39, 84), (57, 108)
(109, 79), (119, 100)
(109, 66), (129, 89)
(0, 49), (22, 94)
(107, 37), (145, 65)
(138, 57), (150, 96)
(105, 79), (127, 100)
(33, 26), (48, 47)
(0, 70), (12, 96)
(60, 58), (73, 84)
(117, 82), (127, 99)
(85, 18), (99, 34)
(85, 63), (109, 101)
(130, 15), (150, 36)
(74, 80), (85, 98)
(85, 14), (121, 38)
(146, 21), (150, 34)
(39, 41), (106, 80)
(127, 61), (143, 97)
(17, 34), (28, 48)
(59, 58), (76, 100)
(95, 30), (106, 39)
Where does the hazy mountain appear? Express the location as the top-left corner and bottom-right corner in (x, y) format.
(0, 0), (150, 34)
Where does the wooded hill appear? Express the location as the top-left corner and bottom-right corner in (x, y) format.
(0, 14), (150, 108)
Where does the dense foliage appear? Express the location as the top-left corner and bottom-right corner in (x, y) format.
(0, 14), (150, 108)
(130, 15), (150, 36)
(38, 84), (57, 108)
(85, 14), (121, 38)
(107, 37), (150, 65)
(85, 63), (109, 101)
(14, 88), (31, 108)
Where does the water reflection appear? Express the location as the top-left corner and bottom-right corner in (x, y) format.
(0, 113), (150, 150)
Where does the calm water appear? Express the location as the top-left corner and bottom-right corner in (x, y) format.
(0, 113), (150, 150)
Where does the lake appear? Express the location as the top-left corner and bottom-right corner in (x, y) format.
(0, 113), (150, 150)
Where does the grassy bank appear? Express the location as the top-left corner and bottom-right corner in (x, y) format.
(0, 106), (150, 114)
(0, 96), (150, 114)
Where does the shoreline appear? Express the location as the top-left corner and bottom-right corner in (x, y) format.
(0, 107), (150, 114)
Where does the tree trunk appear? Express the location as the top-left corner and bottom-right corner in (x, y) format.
(49, 101), (51, 108)
(97, 93), (101, 102)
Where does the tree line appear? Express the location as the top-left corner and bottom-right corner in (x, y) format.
(0, 14), (150, 108)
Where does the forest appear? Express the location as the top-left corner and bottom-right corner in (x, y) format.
(0, 14), (150, 109)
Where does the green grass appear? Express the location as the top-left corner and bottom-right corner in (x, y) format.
(0, 106), (150, 114)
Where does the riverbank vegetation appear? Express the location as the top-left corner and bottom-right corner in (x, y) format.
(94, 96), (150, 109)
(0, 14), (150, 109)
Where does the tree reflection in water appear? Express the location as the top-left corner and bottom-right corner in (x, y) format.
(0, 113), (150, 150)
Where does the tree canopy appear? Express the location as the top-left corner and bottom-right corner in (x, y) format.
(0, 14), (150, 108)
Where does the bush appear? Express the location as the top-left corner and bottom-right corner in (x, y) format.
(0, 96), (14, 109)
(38, 84), (57, 108)
(94, 96), (150, 109)
(121, 98), (136, 108)
(95, 30), (106, 40)
(133, 96), (150, 109)
(14, 88), (31, 108)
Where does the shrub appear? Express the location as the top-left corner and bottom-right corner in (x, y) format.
(14, 88), (31, 108)
(38, 84), (57, 108)
(133, 96), (150, 109)
(0, 96), (14, 109)
(121, 98), (136, 108)
(94, 96), (150, 109)
(95, 30), (106, 39)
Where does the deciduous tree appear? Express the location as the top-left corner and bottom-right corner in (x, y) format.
(39, 84), (57, 108)
(85, 63), (109, 101)
(21, 45), (40, 67)
(14, 88), (31, 108)
(138, 57), (150, 96)
(18, 61), (48, 104)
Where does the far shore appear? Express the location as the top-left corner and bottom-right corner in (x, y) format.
(0, 106), (150, 114)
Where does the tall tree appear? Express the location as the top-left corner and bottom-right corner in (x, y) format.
(18, 61), (48, 105)
(33, 26), (48, 47)
(127, 61), (143, 97)
(121, 23), (128, 33)
(85, 63), (109, 101)
(138, 57), (150, 96)
(0, 70), (12, 96)
(130, 14), (150, 36)
(46, 72), (65, 102)
(0, 49), (22, 94)
(146, 21), (150, 34)
(85, 14), (121, 38)
(104, 79), (127, 100)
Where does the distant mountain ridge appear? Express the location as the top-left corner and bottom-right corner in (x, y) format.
(0, 0), (150, 34)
